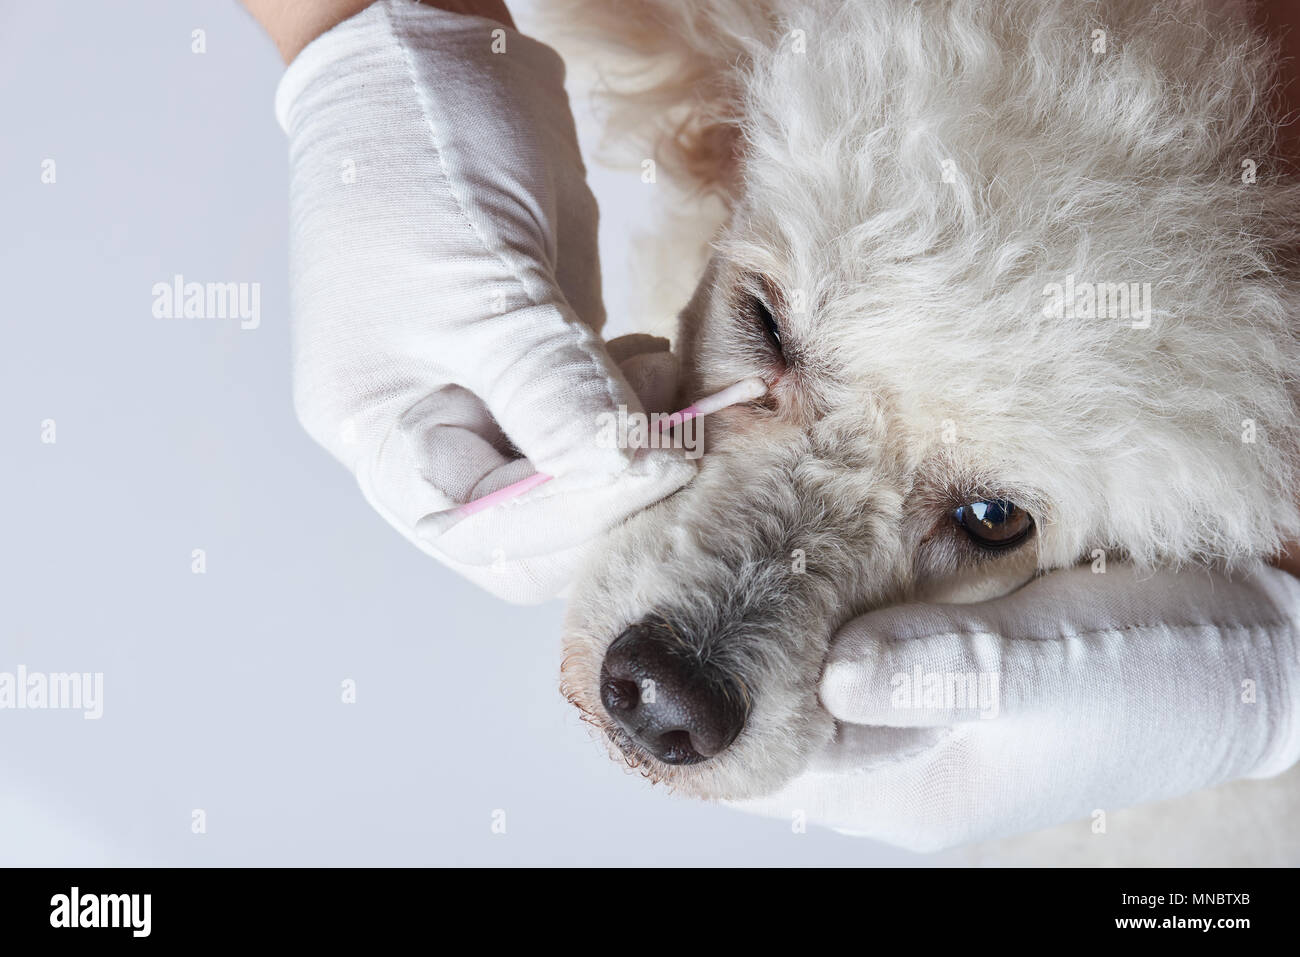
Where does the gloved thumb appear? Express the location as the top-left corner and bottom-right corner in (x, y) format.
(456, 297), (646, 484)
(820, 563), (1300, 744)
(387, 334), (691, 569)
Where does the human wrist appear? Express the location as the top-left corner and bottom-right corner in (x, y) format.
(243, 0), (515, 64)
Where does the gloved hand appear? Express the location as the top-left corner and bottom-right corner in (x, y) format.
(274, 0), (694, 602)
(731, 563), (1300, 851)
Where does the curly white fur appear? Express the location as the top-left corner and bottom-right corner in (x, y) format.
(546, 0), (1300, 856)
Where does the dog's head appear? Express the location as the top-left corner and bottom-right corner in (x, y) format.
(559, 0), (1300, 798)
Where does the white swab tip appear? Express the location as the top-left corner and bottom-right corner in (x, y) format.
(693, 377), (768, 415)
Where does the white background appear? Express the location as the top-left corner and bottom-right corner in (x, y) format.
(0, 0), (926, 865)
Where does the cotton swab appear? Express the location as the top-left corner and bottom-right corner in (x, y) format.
(663, 376), (769, 423)
(438, 376), (768, 523)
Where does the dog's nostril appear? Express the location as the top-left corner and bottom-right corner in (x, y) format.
(599, 619), (748, 765)
(600, 677), (640, 714)
(653, 730), (704, 765)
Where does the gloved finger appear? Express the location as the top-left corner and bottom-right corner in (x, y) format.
(360, 414), (690, 599)
(428, 447), (694, 566)
(458, 298), (645, 481)
(381, 340), (680, 501)
(385, 342), (679, 513)
(424, 346), (690, 564)
(395, 385), (515, 504)
(820, 562), (1300, 728)
(605, 333), (671, 363)
(366, 346), (694, 565)
(612, 342), (680, 417)
(724, 722), (993, 852)
(728, 718), (1183, 852)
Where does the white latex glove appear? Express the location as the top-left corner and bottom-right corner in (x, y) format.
(732, 563), (1300, 851)
(275, 0), (694, 603)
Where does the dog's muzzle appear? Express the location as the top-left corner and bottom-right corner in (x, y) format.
(598, 618), (749, 764)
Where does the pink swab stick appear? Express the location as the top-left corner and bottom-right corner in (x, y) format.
(445, 377), (767, 521)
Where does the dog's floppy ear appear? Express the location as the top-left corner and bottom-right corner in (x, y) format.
(544, 0), (778, 201)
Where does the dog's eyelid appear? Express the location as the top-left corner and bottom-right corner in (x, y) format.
(754, 274), (786, 314)
(734, 270), (782, 305)
(735, 273), (790, 358)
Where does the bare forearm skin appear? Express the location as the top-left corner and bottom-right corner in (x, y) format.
(241, 0), (515, 63)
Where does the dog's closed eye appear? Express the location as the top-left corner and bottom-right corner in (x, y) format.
(737, 274), (786, 362)
(748, 293), (782, 352)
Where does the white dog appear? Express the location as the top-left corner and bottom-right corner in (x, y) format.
(547, 0), (1300, 858)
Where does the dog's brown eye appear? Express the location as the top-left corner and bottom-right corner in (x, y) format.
(953, 500), (1034, 550)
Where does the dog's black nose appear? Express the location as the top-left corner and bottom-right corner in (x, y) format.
(599, 619), (748, 764)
